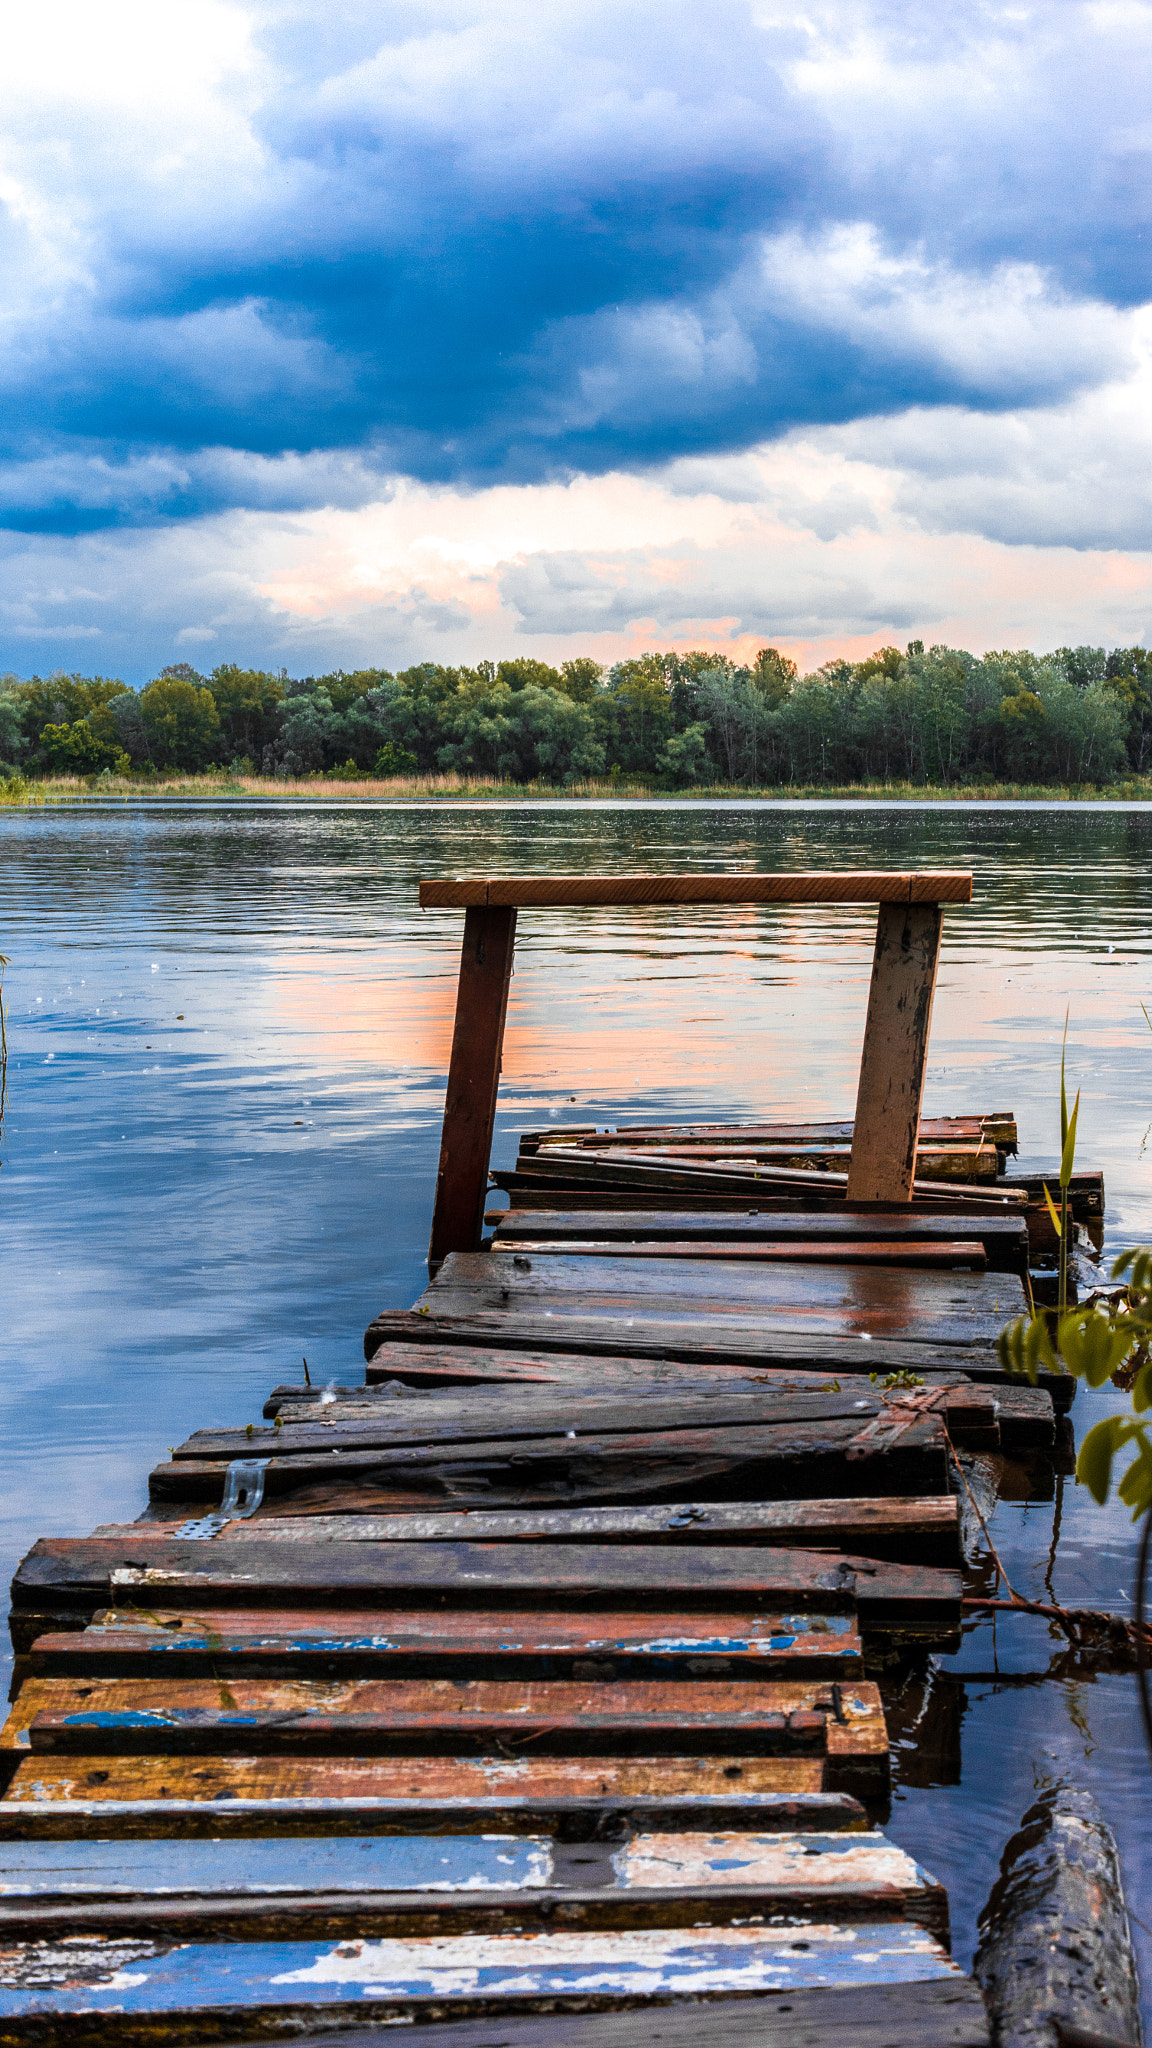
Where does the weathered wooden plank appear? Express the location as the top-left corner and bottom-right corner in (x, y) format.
(419, 871), (973, 908)
(848, 900), (942, 1203)
(521, 1111), (1016, 1150)
(0, 1754), (848, 1829)
(19, 1550), (957, 1638)
(13, 1678), (888, 1786)
(531, 1146), (998, 1183)
(500, 1150), (1022, 1210)
(21, 1606), (863, 1683)
(429, 902), (518, 1269)
(491, 1238), (989, 1269)
(998, 1169), (1105, 1218)
(150, 1979), (992, 2048)
(213, 1980), (993, 2047)
(363, 1309), (1074, 1409)
(419, 1249), (1027, 1345)
(0, 1830), (947, 1945)
(191, 1496), (960, 1568)
(271, 1362), (980, 1419)
(190, 1380), (995, 1461)
(175, 1385), (924, 1461)
(489, 1208), (1030, 1269)
(146, 1415), (951, 1513)
(9, 1537), (859, 1616)
(0, 1920), (966, 2035)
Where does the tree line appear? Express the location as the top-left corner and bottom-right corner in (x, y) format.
(2, 642), (1151, 787)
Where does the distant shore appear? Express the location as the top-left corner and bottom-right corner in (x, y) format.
(6, 769), (1152, 807)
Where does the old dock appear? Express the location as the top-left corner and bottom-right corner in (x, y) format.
(0, 871), (1087, 2045)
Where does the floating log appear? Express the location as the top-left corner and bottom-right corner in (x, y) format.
(974, 1786), (1141, 2048)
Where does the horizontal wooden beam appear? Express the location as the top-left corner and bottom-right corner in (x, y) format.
(420, 872), (973, 909)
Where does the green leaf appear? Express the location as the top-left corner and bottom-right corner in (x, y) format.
(1057, 1308), (1135, 1387)
(1059, 1014), (1069, 1147)
(1059, 1090), (1080, 1189)
(998, 1313), (1056, 1383)
(1116, 1432), (1152, 1519)
(1076, 1416), (1122, 1504)
(1133, 1357), (1152, 1414)
(1042, 1182), (1063, 1238)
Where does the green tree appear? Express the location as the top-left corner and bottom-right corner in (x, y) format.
(140, 675), (220, 770)
(751, 648), (797, 706)
(208, 666), (285, 760)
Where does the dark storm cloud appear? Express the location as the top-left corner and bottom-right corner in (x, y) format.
(2, 0), (1150, 531)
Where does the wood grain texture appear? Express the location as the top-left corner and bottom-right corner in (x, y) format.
(175, 1978), (989, 2048)
(490, 1209), (1029, 1268)
(847, 903), (943, 1204)
(22, 1606), (863, 1683)
(491, 1238), (988, 1269)
(146, 1415), (951, 1512)
(13, 1677), (888, 1781)
(202, 1496), (962, 1567)
(428, 904), (517, 1268)
(0, 1919), (963, 2035)
(0, 1752), (842, 1824)
(0, 1829), (947, 1946)
(419, 873), (973, 908)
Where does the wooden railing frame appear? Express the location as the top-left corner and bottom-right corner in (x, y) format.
(421, 872), (972, 1270)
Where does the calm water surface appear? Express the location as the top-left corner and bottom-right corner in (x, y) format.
(2, 799), (1151, 2007)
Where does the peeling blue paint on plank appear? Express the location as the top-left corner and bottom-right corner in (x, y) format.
(0, 1922), (962, 2016)
(0, 1836), (552, 1896)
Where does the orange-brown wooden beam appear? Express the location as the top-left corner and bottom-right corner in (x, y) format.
(427, 905), (517, 1272)
(847, 902), (945, 1203)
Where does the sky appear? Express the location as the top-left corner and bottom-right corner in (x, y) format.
(3, 0), (1152, 684)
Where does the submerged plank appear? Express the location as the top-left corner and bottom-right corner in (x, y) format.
(21, 1606), (863, 1682)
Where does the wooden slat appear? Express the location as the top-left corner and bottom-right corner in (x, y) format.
(429, 903), (518, 1267)
(849, 901), (943, 1204)
(82, 1979), (990, 2047)
(999, 1168), (1105, 1217)
(21, 1606), (863, 1683)
(419, 872), (973, 907)
(420, 1249), (1027, 1345)
(489, 1208), (1029, 1267)
(0, 1829), (947, 1944)
(173, 1384), (934, 1461)
(500, 1149), (1023, 1209)
(9, 1540), (959, 1636)
(12, 1677), (887, 1781)
(520, 1111), (1016, 1147)
(95, 1497), (962, 1568)
(146, 1416), (950, 1513)
(0, 1754), (847, 1828)
(491, 1238), (989, 1269)
(532, 1146), (998, 1183)
(362, 1310), (1074, 1409)
(0, 1920), (965, 2033)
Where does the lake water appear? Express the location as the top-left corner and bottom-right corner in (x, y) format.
(2, 797), (1151, 2011)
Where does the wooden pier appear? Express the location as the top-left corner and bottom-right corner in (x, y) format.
(0, 871), (1085, 2045)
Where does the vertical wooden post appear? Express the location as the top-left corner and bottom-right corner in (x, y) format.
(847, 900), (943, 1202)
(427, 905), (517, 1273)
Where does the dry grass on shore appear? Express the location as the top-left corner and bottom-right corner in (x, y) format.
(7, 768), (1152, 805)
